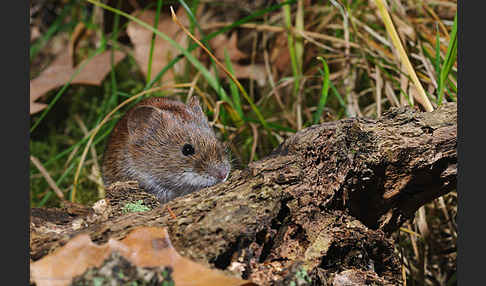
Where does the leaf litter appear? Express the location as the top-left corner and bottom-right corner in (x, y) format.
(126, 8), (266, 86)
(30, 226), (256, 286)
(30, 6), (267, 116)
(30, 49), (125, 115)
(126, 8), (190, 83)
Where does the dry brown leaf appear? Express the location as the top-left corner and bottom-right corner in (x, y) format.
(127, 8), (190, 83)
(127, 9), (265, 85)
(31, 226), (255, 286)
(208, 32), (267, 86)
(31, 26), (41, 42)
(227, 63), (267, 86)
(31, 102), (48, 115)
(30, 50), (126, 115)
(210, 32), (248, 62)
(270, 32), (292, 73)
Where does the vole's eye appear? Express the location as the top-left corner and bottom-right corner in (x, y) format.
(182, 144), (195, 156)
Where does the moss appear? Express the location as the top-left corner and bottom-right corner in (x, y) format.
(122, 200), (152, 213)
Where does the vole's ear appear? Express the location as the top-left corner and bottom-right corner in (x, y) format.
(187, 95), (204, 116)
(127, 105), (164, 138)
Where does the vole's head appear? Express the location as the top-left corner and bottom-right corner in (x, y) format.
(125, 97), (230, 201)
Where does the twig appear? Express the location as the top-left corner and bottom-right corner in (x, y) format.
(74, 114), (104, 198)
(74, 115), (101, 175)
(201, 22), (360, 48)
(375, 65), (382, 117)
(187, 72), (201, 99)
(249, 123), (259, 162)
(31, 155), (65, 201)
(167, 205), (177, 219)
(384, 81), (400, 107)
(169, 6), (271, 135)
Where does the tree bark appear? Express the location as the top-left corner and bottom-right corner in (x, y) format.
(30, 103), (457, 285)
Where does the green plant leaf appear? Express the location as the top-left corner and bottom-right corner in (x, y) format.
(437, 12), (457, 106)
(314, 56), (330, 124)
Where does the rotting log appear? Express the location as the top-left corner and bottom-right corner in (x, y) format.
(30, 103), (457, 285)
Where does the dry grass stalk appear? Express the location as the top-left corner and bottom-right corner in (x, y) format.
(31, 155), (65, 200)
(374, 0), (434, 112)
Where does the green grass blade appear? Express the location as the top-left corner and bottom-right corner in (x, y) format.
(224, 49), (243, 121)
(282, 1), (301, 99)
(447, 77), (457, 94)
(85, 0), (232, 105)
(295, 0), (304, 71)
(244, 117), (296, 133)
(434, 24), (441, 89)
(329, 81), (346, 109)
(108, 0), (122, 113)
(437, 12), (457, 106)
(144, 0), (297, 91)
(35, 125), (113, 206)
(30, 45), (106, 133)
(30, 0), (75, 60)
(146, 0), (163, 83)
(42, 122), (113, 169)
(178, 0), (203, 38)
(38, 191), (54, 207)
(314, 57), (330, 124)
(205, 0), (297, 40)
(178, 0), (225, 104)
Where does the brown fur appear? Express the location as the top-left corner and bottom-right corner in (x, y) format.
(102, 97), (230, 203)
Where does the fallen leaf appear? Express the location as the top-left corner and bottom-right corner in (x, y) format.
(30, 102), (48, 115)
(226, 63), (267, 87)
(31, 234), (110, 286)
(210, 32), (248, 62)
(31, 26), (41, 42)
(270, 32), (292, 73)
(127, 9), (266, 86)
(126, 8), (190, 83)
(209, 32), (267, 86)
(31, 226), (256, 286)
(30, 50), (126, 115)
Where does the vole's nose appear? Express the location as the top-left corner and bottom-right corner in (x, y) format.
(209, 164), (230, 182)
